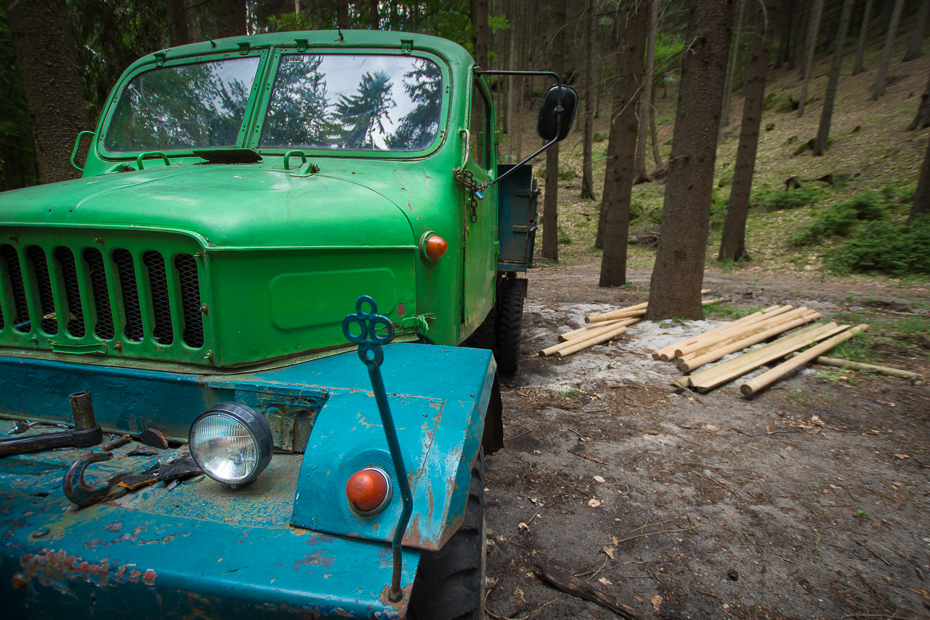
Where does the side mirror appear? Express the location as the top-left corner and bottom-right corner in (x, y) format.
(536, 84), (578, 142)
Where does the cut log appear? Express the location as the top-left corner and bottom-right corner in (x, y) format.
(541, 323), (629, 357)
(687, 323), (849, 392)
(740, 325), (869, 396)
(678, 312), (822, 373)
(555, 325), (629, 358)
(651, 304), (783, 360)
(806, 356), (919, 381)
(560, 317), (639, 341)
(677, 308), (819, 363)
(587, 308), (647, 323)
(674, 305), (800, 358)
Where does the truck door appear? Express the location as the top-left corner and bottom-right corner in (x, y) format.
(462, 78), (497, 334)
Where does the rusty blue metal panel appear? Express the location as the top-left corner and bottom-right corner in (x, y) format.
(496, 163), (538, 272)
(290, 344), (494, 551)
(0, 472), (419, 618)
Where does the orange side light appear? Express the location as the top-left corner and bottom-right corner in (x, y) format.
(346, 468), (389, 512)
(424, 234), (448, 261)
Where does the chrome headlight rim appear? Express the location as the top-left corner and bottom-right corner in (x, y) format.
(189, 402), (273, 487)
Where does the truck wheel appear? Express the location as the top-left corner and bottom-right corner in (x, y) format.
(494, 278), (526, 375)
(408, 450), (485, 620)
(462, 305), (496, 351)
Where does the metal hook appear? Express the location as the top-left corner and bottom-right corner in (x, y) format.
(63, 452), (128, 508)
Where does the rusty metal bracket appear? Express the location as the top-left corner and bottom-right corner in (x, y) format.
(63, 452), (128, 509)
(342, 296), (412, 603)
(0, 392), (102, 457)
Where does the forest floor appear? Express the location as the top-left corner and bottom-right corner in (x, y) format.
(483, 264), (930, 620)
(483, 39), (930, 620)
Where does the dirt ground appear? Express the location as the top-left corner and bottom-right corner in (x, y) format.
(483, 264), (930, 620)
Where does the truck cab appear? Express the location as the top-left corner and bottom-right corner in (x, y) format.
(0, 29), (573, 618)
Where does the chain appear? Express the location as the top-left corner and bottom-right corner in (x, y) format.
(453, 167), (489, 223)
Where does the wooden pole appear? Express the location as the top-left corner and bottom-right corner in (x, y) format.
(805, 356), (919, 381)
(556, 325), (629, 358)
(651, 304), (783, 360)
(740, 325), (869, 396)
(678, 312), (822, 373)
(674, 306), (804, 358)
(689, 323), (847, 392)
(587, 308), (647, 323)
(541, 323), (630, 356)
(561, 317), (639, 341)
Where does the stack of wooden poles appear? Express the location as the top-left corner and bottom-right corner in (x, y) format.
(539, 290), (721, 359)
(652, 304), (870, 394)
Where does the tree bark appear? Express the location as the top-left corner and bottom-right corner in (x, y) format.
(217, 0), (247, 38)
(650, 85), (662, 167)
(904, 0), (930, 61)
(719, 0), (778, 262)
(166, 0), (189, 46)
(797, 0), (824, 117)
(336, 0), (350, 30)
(910, 131), (930, 223)
(6, 0), (87, 185)
(581, 0), (597, 200)
(814, 0), (854, 156)
(369, 0), (379, 28)
(852, 0), (874, 75)
(599, 1), (648, 287)
(646, 0), (733, 321)
(471, 0), (489, 69)
(773, 0), (792, 68)
(541, 0), (567, 262)
(908, 70), (930, 131)
(873, 0), (905, 100)
(634, 0), (659, 183)
(721, 0), (746, 130)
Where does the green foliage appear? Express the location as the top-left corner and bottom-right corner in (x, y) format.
(827, 215), (930, 276)
(558, 225), (573, 245)
(629, 198), (645, 221)
(753, 187), (819, 211)
(791, 193), (887, 246)
(710, 188), (729, 230)
(0, 5), (37, 190)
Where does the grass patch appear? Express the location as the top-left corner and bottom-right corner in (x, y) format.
(754, 187), (820, 211)
(791, 192), (888, 246)
(703, 304), (763, 319)
(827, 215), (930, 276)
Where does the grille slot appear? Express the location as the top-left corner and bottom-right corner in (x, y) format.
(144, 251), (174, 345)
(1, 244), (30, 332)
(84, 248), (115, 340)
(26, 246), (58, 335)
(113, 249), (144, 342)
(175, 254), (204, 348)
(55, 247), (86, 338)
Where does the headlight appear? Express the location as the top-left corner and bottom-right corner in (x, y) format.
(189, 402), (273, 487)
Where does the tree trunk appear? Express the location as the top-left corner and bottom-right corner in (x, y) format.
(471, 0), (489, 69)
(646, 0), (733, 321)
(908, 70), (930, 131)
(581, 0), (597, 200)
(904, 0), (930, 61)
(814, 0), (854, 156)
(336, 0), (350, 30)
(910, 131), (930, 223)
(541, 0), (567, 262)
(873, 0), (905, 100)
(634, 0), (659, 183)
(797, 0), (824, 117)
(166, 0), (189, 46)
(6, 0), (87, 185)
(599, 2), (648, 287)
(369, 0), (379, 28)
(217, 0), (246, 38)
(852, 0), (874, 75)
(650, 85), (663, 167)
(719, 0), (778, 262)
(721, 0), (746, 130)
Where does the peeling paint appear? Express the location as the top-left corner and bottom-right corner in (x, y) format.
(293, 549), (336, 572)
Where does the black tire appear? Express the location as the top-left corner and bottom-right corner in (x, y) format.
(494, 278), (526, 375)
(462, 305), (496, 351)
(408, 450), (485, 620)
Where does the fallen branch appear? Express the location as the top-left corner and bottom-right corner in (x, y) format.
(533, 564), (647, 620)
(613, 526), (696, 545)
(806, 356), (920, 382)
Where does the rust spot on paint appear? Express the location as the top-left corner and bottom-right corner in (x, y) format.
(142, 568), (157, 586)
(103, 521), (123, 533)
(11, 573), (27, 589)
(293, 549), (335, 572)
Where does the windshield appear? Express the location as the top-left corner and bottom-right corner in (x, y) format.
(104, 56), (261, 153)
(260, 54), (443, 152)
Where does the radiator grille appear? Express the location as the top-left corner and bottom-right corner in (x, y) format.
(0, 241), (205, 354)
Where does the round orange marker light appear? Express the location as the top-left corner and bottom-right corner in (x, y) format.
(346, 467), (392, 514)
(424, 234), (448, 261)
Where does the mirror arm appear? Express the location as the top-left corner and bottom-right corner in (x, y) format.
(475, 69), (564, 188)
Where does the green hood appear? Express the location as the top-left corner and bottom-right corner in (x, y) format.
(1, 165), (414, 248)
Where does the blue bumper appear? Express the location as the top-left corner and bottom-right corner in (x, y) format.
(0, 343), (495, 618)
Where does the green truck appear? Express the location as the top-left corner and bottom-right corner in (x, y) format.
(0, 29), (574, 618)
